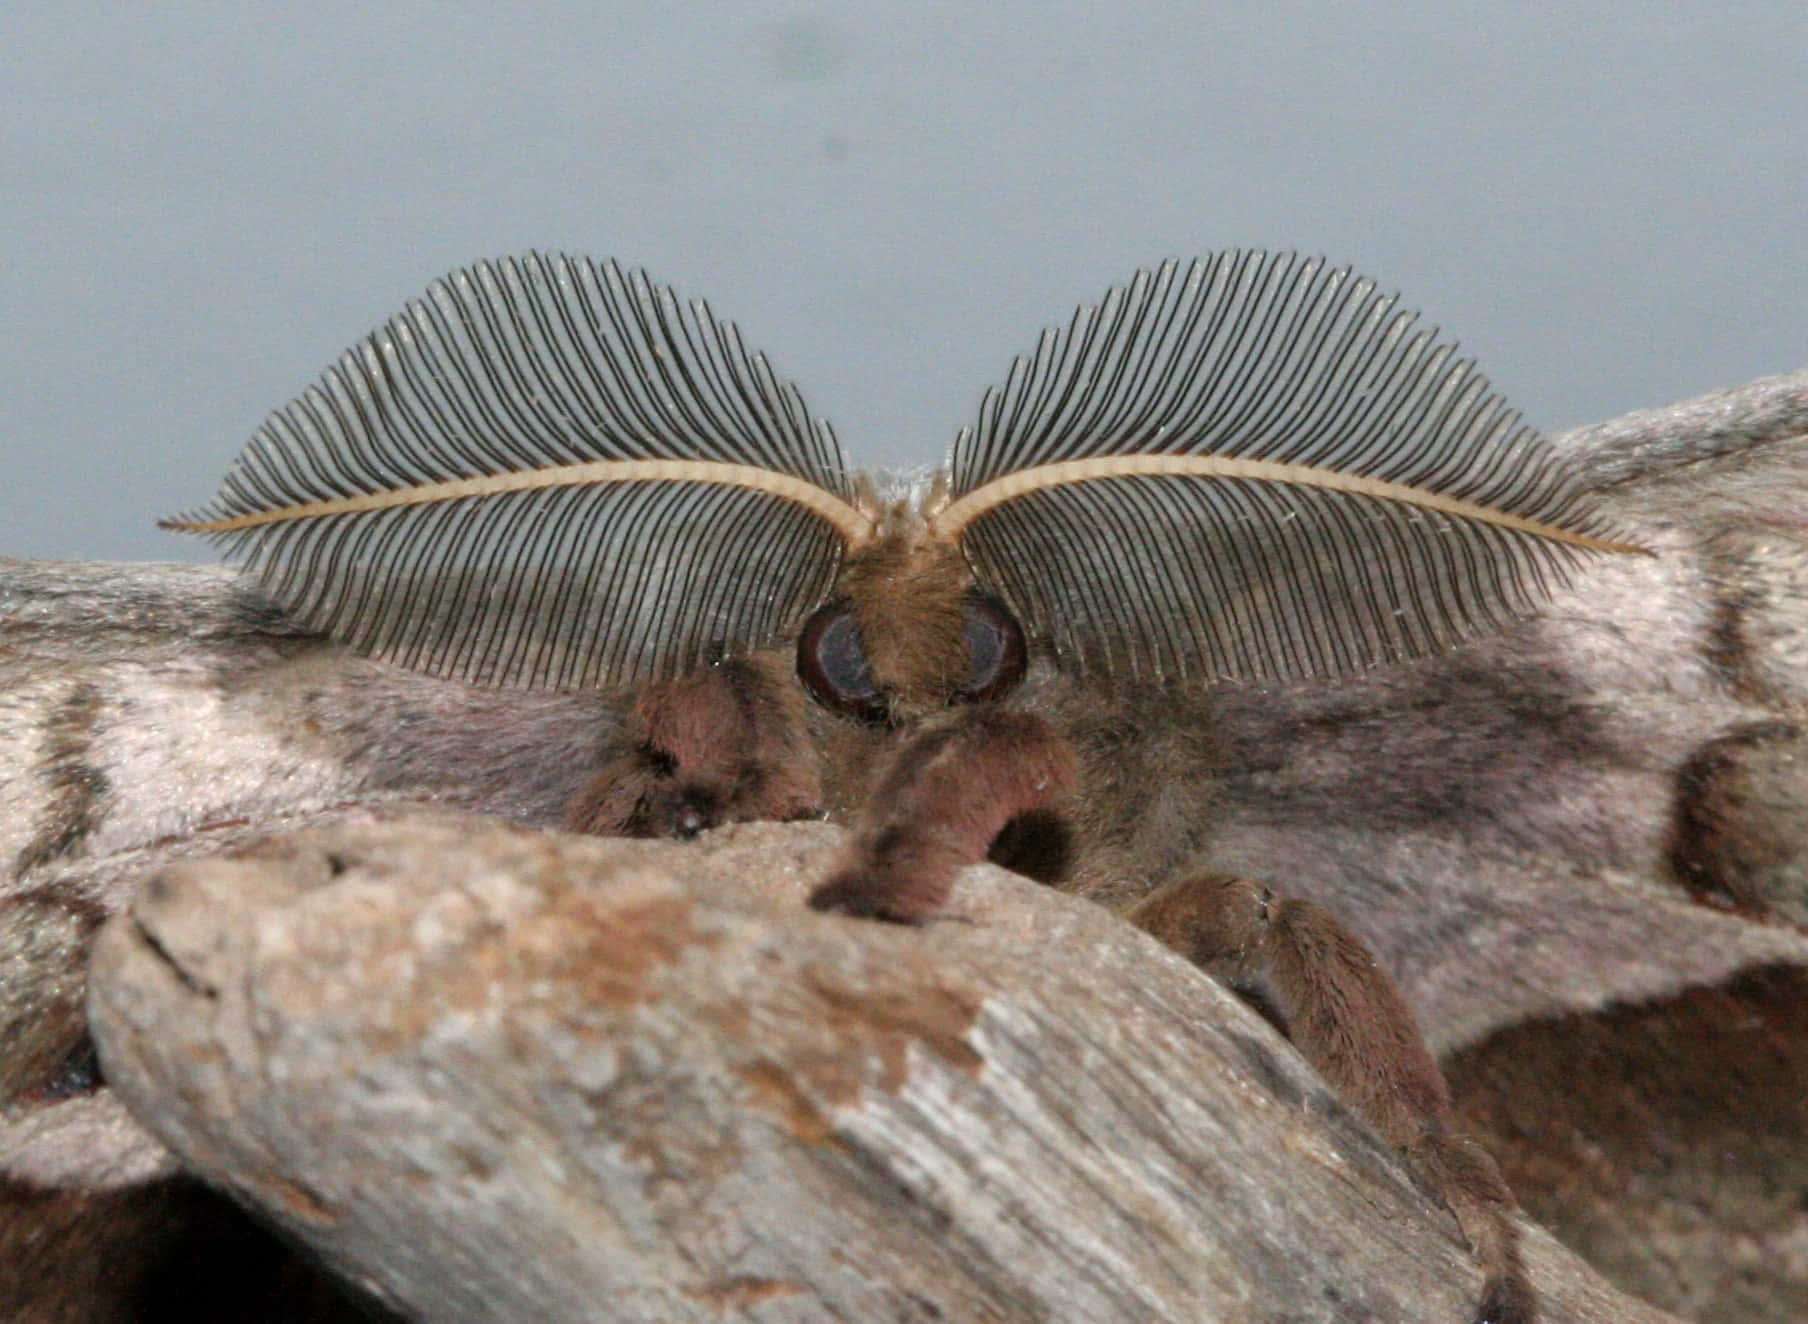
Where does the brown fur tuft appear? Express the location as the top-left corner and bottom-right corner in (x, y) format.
(809, 709), (1078, 922)
(566, 655), (821, 838)
(834, 514), (974, 713)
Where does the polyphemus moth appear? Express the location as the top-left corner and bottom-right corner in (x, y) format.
(165, 249), (1645, 1322)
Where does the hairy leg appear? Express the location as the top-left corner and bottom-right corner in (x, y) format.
(565, 656), (821, 838)
(1126, 874), (1533, 1324)
(808, 709), (1077, 923)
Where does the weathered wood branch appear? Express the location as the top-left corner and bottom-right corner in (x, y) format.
(86, 813), (1677, 1323)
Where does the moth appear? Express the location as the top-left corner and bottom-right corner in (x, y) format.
(165, 250), (1645, 1323)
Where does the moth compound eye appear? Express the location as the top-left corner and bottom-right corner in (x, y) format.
(956, 594), (1027, 704)
(797, 599), (888, 723)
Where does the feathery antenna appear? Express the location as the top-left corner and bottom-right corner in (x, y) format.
(165, 254), (867, 688)
(946, 251), (1641, 682)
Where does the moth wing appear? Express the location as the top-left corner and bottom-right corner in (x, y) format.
(166, 255), (864, 690)
(943, 251), (1638, 683)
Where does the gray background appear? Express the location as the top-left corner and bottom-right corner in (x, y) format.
(4, 3), (1803, 563)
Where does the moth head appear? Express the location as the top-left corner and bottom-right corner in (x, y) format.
(796, 502), (1029, 725)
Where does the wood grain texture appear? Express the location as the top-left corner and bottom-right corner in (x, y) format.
(86, 814), (1679, 1324)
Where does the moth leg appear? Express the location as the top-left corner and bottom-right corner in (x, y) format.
(808, 709), (1078, 923)
(1126, 874), (1533, 1324)
(565, 656), (821, 839)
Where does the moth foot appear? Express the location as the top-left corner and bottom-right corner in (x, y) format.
(1473, 1272), (1536, 1324)
(806, 871), (925, 924)
(631, 784), (722, 840)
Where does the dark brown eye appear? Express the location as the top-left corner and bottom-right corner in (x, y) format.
(797, 599), (889, 723)
(956, 594), (1026, 703)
